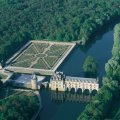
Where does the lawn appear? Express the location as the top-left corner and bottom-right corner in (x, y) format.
(9, 41), (73, 70)
(0, 73), (7, 79)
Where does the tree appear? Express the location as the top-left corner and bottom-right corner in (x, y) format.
(112, 24), (120, 58)
(1, 0), (120, 61)
(105, 58), (120, 80)
(83, 56), (98, 78)
(0, 93), (39, 120)
(78, 23), (120, 120)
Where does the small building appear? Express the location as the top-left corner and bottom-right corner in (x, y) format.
(49, 72), (99, 93)
(9, 73), (45, 89)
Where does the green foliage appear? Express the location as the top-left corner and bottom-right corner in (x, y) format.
(105, 58), (120, 80)
(11, 42), (70, 69)
(83, 56), (97, 78)
(0, 92), (39, 120)
(78, 84), (119, 120)
(113, 110), (120, 119)
(78, 23), (120, 120)
(1, 0), (120, 62)
(112, 24), (120, 58)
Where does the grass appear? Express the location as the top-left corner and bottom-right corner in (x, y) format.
(34, 43), (49, 53)
(44, 56), (59, 67)
(13, 57), (36, 67)
(14, 54), (34, 63)
(46, 45), (69, 57)
(50, 44), (69, 50)
(0, 73), (7, 79)
(10, 42), (71, 69)
(32, 58), (49, 69)
(24, 45), (37, 54)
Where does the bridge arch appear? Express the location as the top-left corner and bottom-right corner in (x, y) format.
(49, 72), (99, 92)
(83, 89), (90, 95)
(77, 88), (82, 94)
(91, 89), (97, 96)
(66, 87), (69, 92)
(70, 88), (75, 94)
(40, 84), (45, 90)
(56, 88), (58, 92)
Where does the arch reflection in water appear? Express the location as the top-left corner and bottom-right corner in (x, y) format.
(50, 91), (94, 103)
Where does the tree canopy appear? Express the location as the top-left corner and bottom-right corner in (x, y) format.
(0, 92), (39, 120)
(78, 23), (120, 120)
(1, 0), (120, 62)
(83, 56), (97, 78)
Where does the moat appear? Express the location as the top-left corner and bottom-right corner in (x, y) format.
(39, 28), (114, 120)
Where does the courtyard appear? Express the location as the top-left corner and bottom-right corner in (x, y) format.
(6, 40), (76, 75)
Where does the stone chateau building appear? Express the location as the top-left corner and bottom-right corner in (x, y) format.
(49, 72), (99, 93)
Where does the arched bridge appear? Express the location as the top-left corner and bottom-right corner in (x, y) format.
(49, 72), (99, 93)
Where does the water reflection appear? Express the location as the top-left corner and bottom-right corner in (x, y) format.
(79, 18), (120, 53)
(38, 19), (120, 120)
(50, 91), (94, 103)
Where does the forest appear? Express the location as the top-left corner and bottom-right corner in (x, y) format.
(1, 0), (120, 63)
(0, 92), (39, 120)
(77, 23), (120, 120)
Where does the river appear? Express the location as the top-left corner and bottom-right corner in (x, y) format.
(38, 28), (114, 120)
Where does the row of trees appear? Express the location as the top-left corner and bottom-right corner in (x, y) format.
(1, 0), (120, 62)
(0, 92), (39, 120)
(77, 24), (120, 120)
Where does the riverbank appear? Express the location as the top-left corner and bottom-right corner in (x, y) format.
(77, 23), (120, 120)
(79, 15), (120, 45)
(39, 23), (114, 120)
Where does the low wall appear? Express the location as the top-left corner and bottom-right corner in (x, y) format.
(6, 41), (32, 65)
(52, 43), (76, 71)
(31, 40), (76, 46)
(5, 40), (76, 76)
(5, 66), (55, 75)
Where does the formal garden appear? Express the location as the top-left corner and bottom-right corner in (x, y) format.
(9, 41), (73, 70)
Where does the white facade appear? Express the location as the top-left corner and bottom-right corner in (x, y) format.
(49, 72), (99, 93)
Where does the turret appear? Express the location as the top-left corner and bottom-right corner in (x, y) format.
(96, 77), (99, 83)
(31, 73), (38, 90)
(0, 62), (2, 69)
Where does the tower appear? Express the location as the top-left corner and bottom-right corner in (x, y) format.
(0, 63), (2, 69)
(50, 72), (66, 91)
(31, 73), (38, 90)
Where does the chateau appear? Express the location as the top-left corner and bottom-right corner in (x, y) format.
(49, 72), (99, 93)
